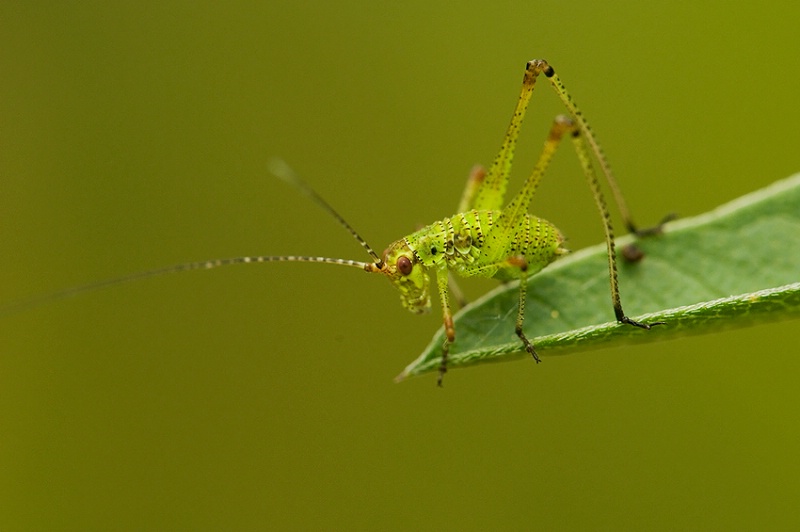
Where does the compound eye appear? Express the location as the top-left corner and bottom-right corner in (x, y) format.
(397, 255), (413, 276)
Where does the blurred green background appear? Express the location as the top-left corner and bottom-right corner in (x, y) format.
(1, 2), (799, 529)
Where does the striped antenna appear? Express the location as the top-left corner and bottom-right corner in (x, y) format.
(1, 163), (385, 316)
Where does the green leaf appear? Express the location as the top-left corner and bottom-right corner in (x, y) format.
(397, 173), (800, 380)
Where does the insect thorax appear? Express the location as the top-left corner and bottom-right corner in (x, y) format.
(406, 210), (566, 279)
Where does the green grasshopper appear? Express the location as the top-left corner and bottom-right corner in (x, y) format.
(369, 59), (664, 384)
(3, 59), (662, 385)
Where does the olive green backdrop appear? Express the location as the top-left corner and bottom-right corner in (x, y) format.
(1, 2), (799, 530)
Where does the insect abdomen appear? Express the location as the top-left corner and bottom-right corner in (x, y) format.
(497, 213), (566, 279)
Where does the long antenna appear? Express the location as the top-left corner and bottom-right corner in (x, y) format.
(268, 159), (384, 266)
(1, 162), (384, 316)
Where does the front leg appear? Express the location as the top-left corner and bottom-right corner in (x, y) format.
(435, 268), (456, 387)
(456, 164), (487, 213)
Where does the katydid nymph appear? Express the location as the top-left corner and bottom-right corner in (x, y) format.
(3, 59), (663, 385)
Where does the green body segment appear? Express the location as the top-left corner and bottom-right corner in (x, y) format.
(381, 209), (566, 314)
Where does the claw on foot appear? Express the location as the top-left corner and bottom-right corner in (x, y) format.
(517, 329), (541, 363)
(621, 316), (666, 329)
